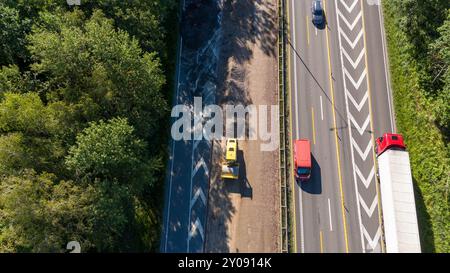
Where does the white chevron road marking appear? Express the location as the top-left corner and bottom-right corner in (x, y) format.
(348, 113), (370, 135)
(342, 48), (365, 69)
(192, 157), (209, 178)
(190, 187), (207, 209)
(336, 0), (382, 253)
(340, 0), (359, 13)
(346, 89), (368, 112)
(344, 68), (367, 89)
(351, 137), (373, 161)
(355, 165), (375, 188)
(193, 139), (212, 150)
(362, 226), (381, 251)
(339, 29), (363, 49)
(359, 195), (378, 218)
(188, 218), (205, 241)
(337, 10), (362, 31)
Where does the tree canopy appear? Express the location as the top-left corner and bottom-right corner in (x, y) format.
(0, 1), (177, 252)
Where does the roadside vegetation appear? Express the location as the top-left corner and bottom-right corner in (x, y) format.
(382, 0), (449, 252)
(0, 0), (178, 252)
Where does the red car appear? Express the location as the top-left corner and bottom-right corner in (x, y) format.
(294, 139), (312, 182)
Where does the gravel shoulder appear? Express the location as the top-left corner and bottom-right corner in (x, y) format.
(204, 0), (280, 253)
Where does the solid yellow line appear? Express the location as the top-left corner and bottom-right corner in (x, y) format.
(320, 231), (324, 253)
(360, 1), (385, 253)
(306, 16), (310, 45)
(323, 0), (350, 253)
(286, 0), (298, 253)
(312, 107), (316, 145)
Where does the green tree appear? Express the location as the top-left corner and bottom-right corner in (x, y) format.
(0, 92), (75, 176)
(429, 12), (450, 132)
(0, 170), (133, 252)
(66, 118), (152, 184)
(28, 10), (168, 140)
(0, 4), (29, 66)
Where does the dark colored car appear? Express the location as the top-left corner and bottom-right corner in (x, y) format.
(311, 0), (325, 28)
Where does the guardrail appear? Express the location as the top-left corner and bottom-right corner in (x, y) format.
(278, 0), (290, 253)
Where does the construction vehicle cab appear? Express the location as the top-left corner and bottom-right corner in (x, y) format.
(221, 139), (240, 180)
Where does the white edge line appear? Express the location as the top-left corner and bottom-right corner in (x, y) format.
(377, 3), (395, 132)
(328, 198), (333, 231)
(187, 138), (195, 252)
(291, 0), (305, 253)
(320, 96), (324, 121)
(164, 37), (183, 252)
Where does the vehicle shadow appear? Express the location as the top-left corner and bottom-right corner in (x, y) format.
(313, 13), (327, 30)
(412, 175), (435, 253)
(299, 155), (322, 194)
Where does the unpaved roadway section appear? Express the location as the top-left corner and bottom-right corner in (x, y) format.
(204, 0), (280, 253)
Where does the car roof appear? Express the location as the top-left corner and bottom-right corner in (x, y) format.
(313, 0), (322, 10)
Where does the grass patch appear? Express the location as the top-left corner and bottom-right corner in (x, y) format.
(382, 0), (450, 253)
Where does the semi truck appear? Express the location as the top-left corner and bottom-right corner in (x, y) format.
(375, 133), (421, 253)
(293, 139), (312, 182)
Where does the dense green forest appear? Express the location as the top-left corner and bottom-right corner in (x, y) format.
(382, 0), (449, 252)
(0, 0), (178, 252)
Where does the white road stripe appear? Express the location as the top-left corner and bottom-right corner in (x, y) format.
(190, 187), (207, 209)
(344, 68), (367, 89)
(377, 3), (395, 132)
(362, 226), (381, 251)
(346, 89), (369, 112)
(348, 113), (370, 135)
(328, 198), (333, 231)
(187, 139), (195, 252)
(164, 37), (183, 252)
(359, 194), (378, 218)
(340, 0), (358, 13)
(351, 138), (373, 161)
(342, 48), (365, 69)
(320, 96), (324, 121)
(291, 0), (305, 253)
(355, 165), (375, 189)
(339, 28), (363, 49)
(191, 157), (209, 178)
(337, 9), (362, 31)
(188, 218), (205, 241)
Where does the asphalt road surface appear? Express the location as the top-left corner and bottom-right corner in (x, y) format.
(160, 0), (222, 253)
(288, 0), (395, 253)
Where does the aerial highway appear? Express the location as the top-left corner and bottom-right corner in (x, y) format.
(288, 0), (396, 253)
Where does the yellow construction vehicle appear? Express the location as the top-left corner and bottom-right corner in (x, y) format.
(221, 139), (239, 180)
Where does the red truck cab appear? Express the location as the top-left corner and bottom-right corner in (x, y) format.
(294, 139), (312, 181)
(375, 133), (407, 156)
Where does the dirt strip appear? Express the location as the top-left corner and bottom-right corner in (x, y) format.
(204, 0), (280, 253)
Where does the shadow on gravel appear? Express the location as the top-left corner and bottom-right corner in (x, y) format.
(219, 0), (278, 105)
(204, 0), (277, 253)
(204, 140), (235, 253)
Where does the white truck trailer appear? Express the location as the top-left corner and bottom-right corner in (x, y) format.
(375, 133), (421, 253)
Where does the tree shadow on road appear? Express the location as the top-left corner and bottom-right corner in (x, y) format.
(204, 0), (278, 253)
